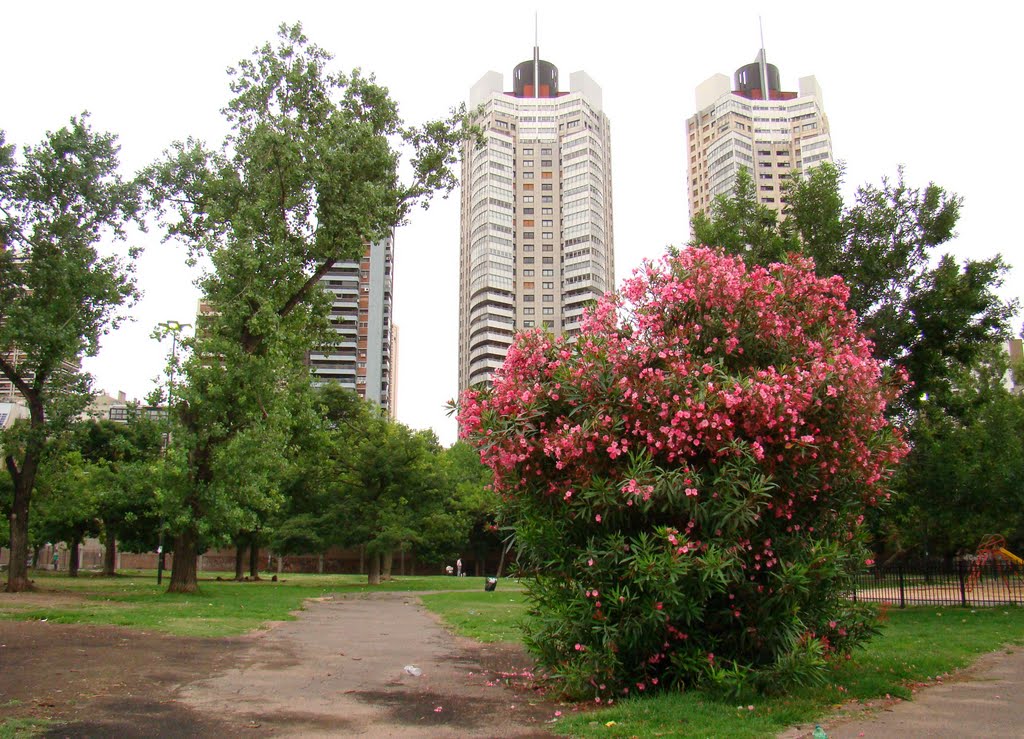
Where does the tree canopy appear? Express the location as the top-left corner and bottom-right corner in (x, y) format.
(147, 23), (466, 592)
(0, 116), (142, 591)
(692, 164), (1017, 413)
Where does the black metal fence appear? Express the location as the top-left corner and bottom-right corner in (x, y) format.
(850, 558), (1024, 608)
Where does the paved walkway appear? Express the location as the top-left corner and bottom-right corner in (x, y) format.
(782, 648), (1024, 738)
(179, 591), (555, 737)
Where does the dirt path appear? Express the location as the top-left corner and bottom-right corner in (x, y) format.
(0, 590), (558, 737)
(781, 647), (1024, 738)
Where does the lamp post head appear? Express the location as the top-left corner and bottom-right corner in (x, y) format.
(157, 320), (192, 333)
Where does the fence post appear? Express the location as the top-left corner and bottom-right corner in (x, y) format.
(897, 564), (906, 609)
(957, 559), (968, 607)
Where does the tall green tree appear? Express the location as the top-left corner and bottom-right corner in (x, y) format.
(0, 117), (141, 591)
(72, 415), (164, 575)
(32, 449), (99, 577)
(892, 345), (1024, 555)
(147, 23), (464, 593)
(443, 441), (500, 576)
(692, 163), (1017, 413)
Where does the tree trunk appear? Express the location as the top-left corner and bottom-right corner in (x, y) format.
(3, 392), (45, 593)
(168, 528), (199, 593)
(382, 549), (394, 581)
(277, 554), (283, 575)
(367, 551), (381, 585)
(68, 536), (81, 578)
(31, 545), (41, 569)
(248, 536), (259, 580)
(317, 553), (324, 574)
(103, 534), (117, 577)
(4, 461), (36, 592)
(234, 542), (245, 581)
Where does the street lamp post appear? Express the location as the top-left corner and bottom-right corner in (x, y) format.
(153, 320), (191, 585)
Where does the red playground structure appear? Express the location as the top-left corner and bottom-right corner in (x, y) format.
(965, 534), (1024, 594)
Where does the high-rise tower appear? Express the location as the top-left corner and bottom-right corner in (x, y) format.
(308, 238), (395, 415)
(459, 47), (614, 391)
(686, 50), (831, 220)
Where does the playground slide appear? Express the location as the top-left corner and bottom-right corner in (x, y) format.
(999, 547), (1024, 565)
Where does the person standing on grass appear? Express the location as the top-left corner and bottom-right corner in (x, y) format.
(52, 547), (59, 571)
(456, 558), (463, 577)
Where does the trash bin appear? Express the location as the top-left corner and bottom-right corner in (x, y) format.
(484, 577), (498, 592)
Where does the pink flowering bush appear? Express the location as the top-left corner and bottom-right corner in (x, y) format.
(457, 248), (907, 699)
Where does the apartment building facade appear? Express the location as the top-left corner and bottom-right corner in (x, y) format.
(308, 238), (395, 415)
(459, 49), (614, 390)
(686, 51), (832, 220)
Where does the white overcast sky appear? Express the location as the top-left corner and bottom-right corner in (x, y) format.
(3, 1), (1021, 445)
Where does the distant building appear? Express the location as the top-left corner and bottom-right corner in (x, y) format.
(1006, 338), (1023, 394)
(686, 50), (832, 220)
(459, 45), (615, 390)
(0, 401), (28, 431)
(0, 348), (80, 406)
(308, 238), (395, 416)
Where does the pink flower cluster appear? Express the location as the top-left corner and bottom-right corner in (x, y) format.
(459, 249), (906, 518)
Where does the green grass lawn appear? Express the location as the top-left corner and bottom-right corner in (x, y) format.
(420, 589), (526, 642)
(0, 570), (497, 637)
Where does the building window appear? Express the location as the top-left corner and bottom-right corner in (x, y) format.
(543, 307), (554, 315)
(523, 148), (534, 155)
(542, 233), (553, 240)
(523, 195), (534, 203)
(542, 256), (554, 264)
(523, 281), (534, 289)
(541, 148), (552, 155)
(542, 269), (554, 276)
(524, 307), (535, 315)
(542, 294), (554, 302)
(524, 257), (535, 264)
(523, 183), (534, 191)
(542, 184), (553, 191)
(541, 159), (552, 167)
(523, 159), (534, 167)
(523, 294), (535, 302)
(524, 320), (535, 327)
(541, 171), (553, 179)
(523, 269), (535, 276)
(543, 244), (553, 251)
(523, 219), (535, 227)
(541, 220), (553, 227)
(542, 281), (554, 289)
(523, 243), (535, 251)
(542, 195), (553, 203)
(523, 231), (534, 239)
(523, 207), (534, 214)
(542, 207), (553, 215)
(523, 172), (534, 179)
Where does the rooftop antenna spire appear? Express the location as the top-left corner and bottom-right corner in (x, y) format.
(534, 11), (540, 98)
(758, 16), (770, 101)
